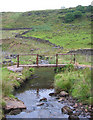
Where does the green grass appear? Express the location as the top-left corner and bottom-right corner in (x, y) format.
(2, 67), (34, 97)
(57, 54), (92, 65)
(23, 18), (91, 49)
(2, 29), (92, 65)
(54, 66), (92, 104)
(2, 30), (64, 55)
(1, 7), (92, 50)
(0, 66), (34, 119)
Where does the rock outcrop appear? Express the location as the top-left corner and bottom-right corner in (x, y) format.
(39, 97), (47, 102)
(4, 97), (26, 114)
(59, 91), (69, 97)
(61, 106), (73, 115)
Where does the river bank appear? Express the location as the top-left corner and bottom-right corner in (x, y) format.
(1, 66), (93, 119)
(54, 65), (93, 118)
(54, 64), (92, 104)
(1, 67), (34, 119)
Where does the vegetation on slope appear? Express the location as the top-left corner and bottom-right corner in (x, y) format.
(54, 65), (92, 104)
(2, 30), (64, 56)
(0, 67), (34, 119)
(1, 5), (92, 49)
(2, 67), (34, 97)
(0, 67), (34, 110)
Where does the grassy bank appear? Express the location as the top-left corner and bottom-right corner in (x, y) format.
(0, 67), (34, 119)
(54, 65), (92, 104)
(2, 67), (34, 97)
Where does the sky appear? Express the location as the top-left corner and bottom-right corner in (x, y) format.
(0, 0), (92, 12)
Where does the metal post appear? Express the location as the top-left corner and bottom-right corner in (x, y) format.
(73, 54), (76, 64)
(70, 54), (72, 63)
(36, 54), (38, 66)
(17, 55), (19, 68)
(56, 54), (58, 67)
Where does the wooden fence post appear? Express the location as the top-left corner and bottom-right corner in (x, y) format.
(36, 54), (38, 66)
(17, 55), (19, 68)
(56, 54), (58, 67)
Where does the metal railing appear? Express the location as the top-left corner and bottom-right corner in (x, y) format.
(17, 53), (76, 68)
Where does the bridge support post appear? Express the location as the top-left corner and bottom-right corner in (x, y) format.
(56, 54), (58, 67)
(74, 54), (76, 64)
(17, 55), (19, 68)
(36, 54), (39, 66)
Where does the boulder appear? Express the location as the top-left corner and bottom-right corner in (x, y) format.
(61, 106), (73, 115)
(18, 73), (22, 76)
(7, 60), (11, 63)
(37, 103), (44, 106)
(30, 49), (34, 51)
(72, 112), (81, 116)
(4, 55), (10, 59)
(59, 91), (69, 97)
(49, 92), (57, 96)
(8, 109), (21, 115)
(73, 103), (78, 108)
(90, 112), (93, 118)
(4, 97), (26, 113)
(55, 97), (60, 99)
(58, 97), (65, 102)
(16, 78), (21, 80)
(39, 97), (47, 102)
(3, 60), (7, 64)
(10, 54), (17, 59)
(68, 114), (79, 120)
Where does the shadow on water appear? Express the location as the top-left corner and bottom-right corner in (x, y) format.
(14, 67), (55, 94)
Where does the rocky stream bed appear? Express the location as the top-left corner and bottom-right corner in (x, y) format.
(3, 67), (93, 120)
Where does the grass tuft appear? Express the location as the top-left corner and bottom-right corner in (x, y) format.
(54, 67), (91, 104)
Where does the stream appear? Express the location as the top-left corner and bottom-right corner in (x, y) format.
(6, 67), (90, 119)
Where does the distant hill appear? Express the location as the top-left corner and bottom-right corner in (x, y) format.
(1, 5), (92, 49)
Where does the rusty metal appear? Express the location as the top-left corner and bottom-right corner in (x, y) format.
(17, 53), (77, 67)
(36, 54), (39, 66)
(17, 55), (19, 68)
(58, 53), (76, 55)
(56, 54), (58, 67)
(19, 53), (37, 56)
(73, 54), (76, 64)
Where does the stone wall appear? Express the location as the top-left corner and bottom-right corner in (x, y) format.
(68, 49), (93, 55)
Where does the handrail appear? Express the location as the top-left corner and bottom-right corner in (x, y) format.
(18, 53), (56, 56)
(18, 53), (37, 56)
(17, 53), (76, 68)
(58, 53), (76, 55)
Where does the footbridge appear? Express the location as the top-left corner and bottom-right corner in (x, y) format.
(16, 53), (76, 68)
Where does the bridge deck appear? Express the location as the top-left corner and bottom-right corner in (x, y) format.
(19, 64), (67, 67)
(7, 64), (92, 72)
(19, 64), (92, 68)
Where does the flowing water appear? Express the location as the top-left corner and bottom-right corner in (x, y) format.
(6, 68), (69, 119)
(6, 68), (90, 119)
